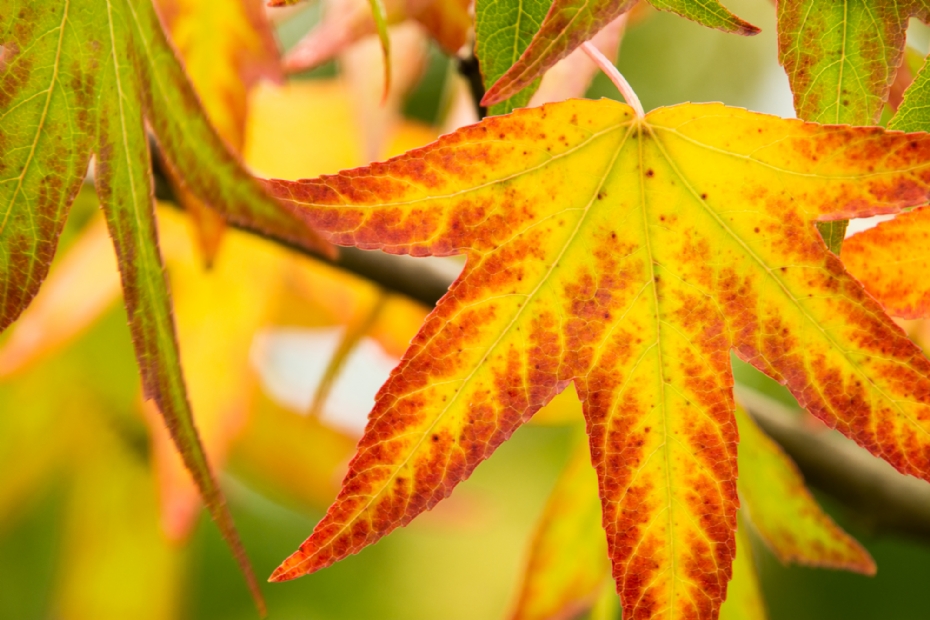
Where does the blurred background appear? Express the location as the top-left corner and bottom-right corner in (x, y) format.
(3, 0), (930, 618)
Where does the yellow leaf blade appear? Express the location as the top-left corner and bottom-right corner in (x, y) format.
(719, 513), (767, 620)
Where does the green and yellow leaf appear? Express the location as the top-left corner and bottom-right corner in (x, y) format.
(777, 0), (930, 126)
(839, 54), (930, 319)
(266, 99), (930, 620)
(0, 0), (335, 607)
(719, 514), (766, 620)
(509, 427), (609, 620)
(735, 405), (874, 573)
(481, 0), (759, 107)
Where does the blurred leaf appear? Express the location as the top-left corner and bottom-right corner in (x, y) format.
(719, 513), (766, 620)
(143, 208), (288, 540)
(53, 404), (183, 620)
(509, 429), (609, 620)
(282, 0), (470, 74)
(0, 214), (119, 378)
(341, 23), (430, 161)
(156, 0), (283, 263)
(228, 391), (357, 514)
(735, 406), (875, 574)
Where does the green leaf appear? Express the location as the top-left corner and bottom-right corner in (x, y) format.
(0, 1), (100, 330)
(481, 0), (759, 107)
(0, 0), (335, 610)
(368, 0), (392, 99)
(777, 0), (923, 126)
(475, 0), (551, 116)
(891, 54), (930, 132)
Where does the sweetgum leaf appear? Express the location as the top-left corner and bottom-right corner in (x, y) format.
(777, 0), (930, 126)
(734, 405), (874, 573)
(475, 0), (550, 116)
(509, 405), (867, 619)
(719, 514), (766, 620)
(481, 0), (759, 107)
(267, 99), (930, 619)
(842, 206), (930, 319)
(510, 428), (609, 620)
(775, 0), (930, 254)
(840, 57), (930, 318)
(0, 0), (333, 609)
(156, 0), (282, 263)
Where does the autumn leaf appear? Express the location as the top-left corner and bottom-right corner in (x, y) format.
(839, 56), (930, 319)
(773, 0), (930, 253)
(734, 405), (874, 573)
(264, 99), (930, 619)
(719, 514), (765, 620)
(155, 0), (282, 263)
(777, 0), (929, 127)
(480, 0), (759, 108)
(509, 404), (868, 619)
(0, 0), (333, 608)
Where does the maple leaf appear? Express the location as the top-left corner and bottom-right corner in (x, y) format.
(480, 0), (759, 108)
(775, 0), (930, 256)
(0, 0), (332, 607)
(265, 99), (930, 619)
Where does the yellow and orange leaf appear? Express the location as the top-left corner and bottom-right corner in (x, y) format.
(842, 206), (930, 319)
(735, 405), (874, 573)
(266, 99), (930, 620)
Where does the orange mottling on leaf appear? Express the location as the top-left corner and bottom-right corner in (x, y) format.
(266, 100), (930, 620)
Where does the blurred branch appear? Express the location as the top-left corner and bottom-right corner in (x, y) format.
(456, 51), (487, 120)
(737, 386), (930, 541)
(152, 141), (930, 541)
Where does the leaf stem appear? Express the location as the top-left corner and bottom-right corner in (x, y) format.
(582, 41), (644, 119)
